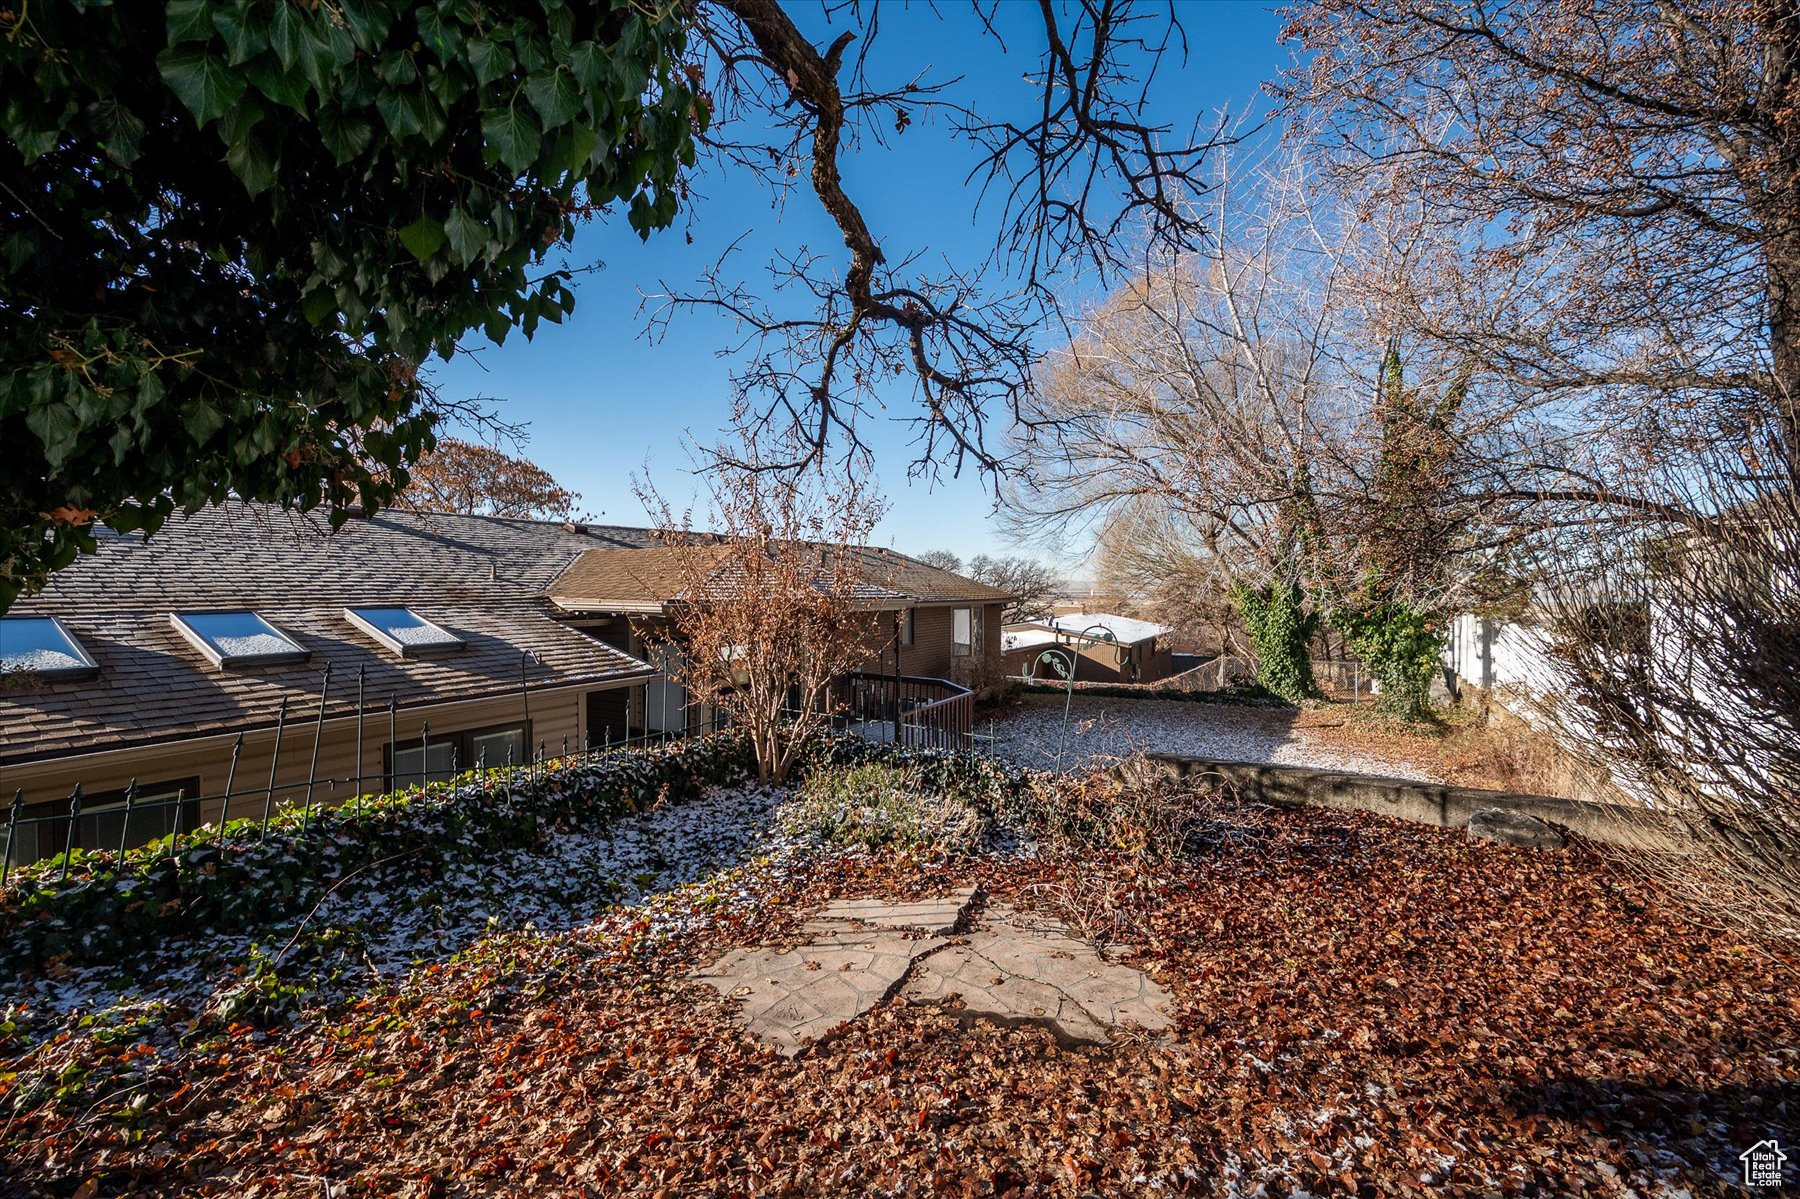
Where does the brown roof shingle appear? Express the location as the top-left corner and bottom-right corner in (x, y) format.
(1, 505), (661, 766)
(545, 544), (1014, 611)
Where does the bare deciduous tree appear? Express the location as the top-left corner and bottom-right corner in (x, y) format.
(652, 0), (1236, 477)
(914, 550), (964, 574)
(638, 424), (887, 784)
(1092, 500), (1249, 660)
(964, 554), (1059, 623)
(1004, 139), (1494, 703)
(1289, 0), (1800, 929)
(1285, 0), (1799, 484)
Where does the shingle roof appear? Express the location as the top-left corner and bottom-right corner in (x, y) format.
(544, 546), (737, 610)
(1, 504), (661, 765)
(857, 548), (1017, 605)
(546, 544), (1015, 611)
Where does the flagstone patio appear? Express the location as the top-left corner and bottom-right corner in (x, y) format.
(691, 886), (1173, 1055)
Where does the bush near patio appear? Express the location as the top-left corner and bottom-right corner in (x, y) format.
(777, 761), (988, 855)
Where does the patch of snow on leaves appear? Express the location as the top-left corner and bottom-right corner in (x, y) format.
(991, 694), (1438, 780)
(9, 783), (798, 1034)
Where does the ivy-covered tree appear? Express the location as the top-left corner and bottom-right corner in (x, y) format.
(1, 0), (700, 609)
(1229, 577), (1320, 704)
(1331, 350), (1469, 720)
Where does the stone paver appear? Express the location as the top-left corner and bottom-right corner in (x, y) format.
(805, 887), (977, 936)
(692, 888), (1173, 1055)
(900, 903), (1173, 1046)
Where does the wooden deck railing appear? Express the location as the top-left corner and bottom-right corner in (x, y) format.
(843, 671), (975, 752)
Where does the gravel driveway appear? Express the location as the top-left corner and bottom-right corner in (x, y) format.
(988, 694), (1439, 781)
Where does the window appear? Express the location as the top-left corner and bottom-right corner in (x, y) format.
(899, 608), (915, 647)
(172, 611), (308, 668)
(8, 779), (200, 869)
(0, 616), (100, 681)
(951, 607), (973, 656)
(470, 725), (527, 770)
(386, 721), (530, 787)
(344, 607), (465, 658)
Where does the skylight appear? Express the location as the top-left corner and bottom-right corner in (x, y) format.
(171, 611), (309, 668)
(0, 617), (100, 680)
(344, 607), (465, 658)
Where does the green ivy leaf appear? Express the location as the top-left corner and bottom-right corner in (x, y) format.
(212, 7), (265, 66)
(89, 99), (147, 166)
(225, 130), (279, 195)
(525, 68), (579, 130)
(26, 404), (81, 470)
(569, 41), (608, 88)
(156, 46), (246, 124)
(443, 206), (488, 266)
(468, 39), (516, 87)
(482, 102), (541, 173)
(165, 0), (214, 45)
(375, 88), (424, 139)
(415, 8), (463, 60)
(316, 108), (374, 163)
(397, 215), (447, 260)
(244, 54), (311, 112)
(269, 2), (306, 72)
(557, 122), (599, 173)
(182, 400), (228, 444)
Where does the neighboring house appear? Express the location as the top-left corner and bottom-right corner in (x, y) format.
(544, 544), (1013, 742)
(1001, 613), (1175, 683)
(0, 505), (1010, 864)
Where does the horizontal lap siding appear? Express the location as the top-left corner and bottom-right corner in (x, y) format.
(1, 687), (603, 819)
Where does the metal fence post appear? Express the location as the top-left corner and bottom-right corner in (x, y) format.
(169, 788), (184, 862)
(117, 779), (139, 862)
(2, 790), (22, 888)
(420, 721), (431, 792)
(353, 665), (367, 818)
(301, 663), (332, 832)
(219, 735), (243, 859)
(387, 696), (399, 797)
(519, 652), (533, 766)
(59, 785), (83, 882)
(262, 697), (289, 840)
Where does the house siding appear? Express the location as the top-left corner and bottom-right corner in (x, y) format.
(0, 683), (625, 863)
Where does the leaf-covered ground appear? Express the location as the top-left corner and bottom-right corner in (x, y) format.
(4, 794), (1795, 1197)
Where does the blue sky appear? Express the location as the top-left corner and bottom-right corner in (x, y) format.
(427, 2), (1289, 568)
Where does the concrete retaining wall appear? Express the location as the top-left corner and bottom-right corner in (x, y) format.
(1140, 753), (1679, 850)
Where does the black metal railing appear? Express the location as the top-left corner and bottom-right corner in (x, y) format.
(842, 671), (974, 752)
